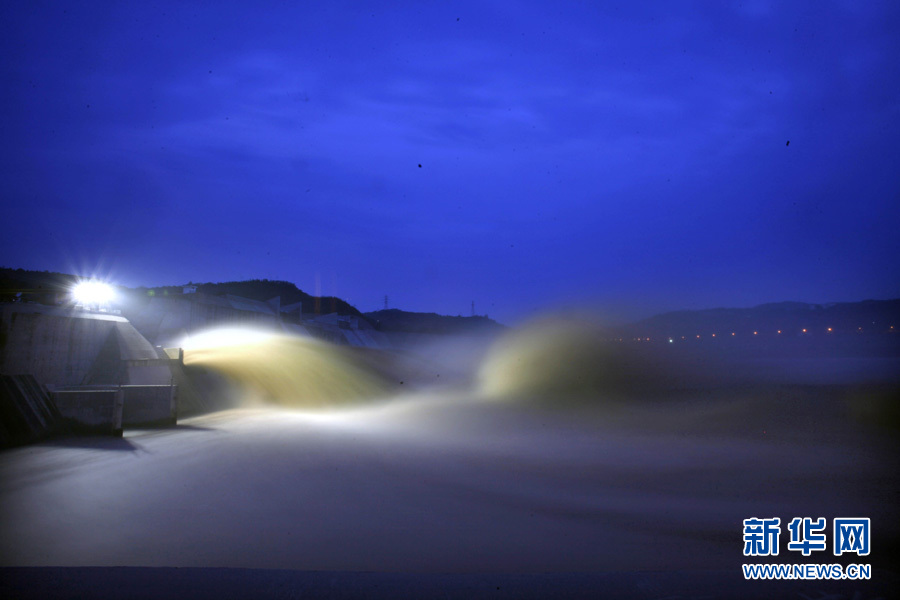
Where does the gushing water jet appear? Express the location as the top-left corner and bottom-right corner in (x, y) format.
(182, 326), (393, 409)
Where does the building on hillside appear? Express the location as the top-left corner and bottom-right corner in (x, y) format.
(301, 313), (389, 348)
(126, 291), (387, 349)
(124, 292), (283, 347)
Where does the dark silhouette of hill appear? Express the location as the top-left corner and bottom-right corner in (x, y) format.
(3, 266), (897, 342)
(0, 269), (363, 319)
(365, 308), (505, 335)
(0, 267), (79, 303)
(139, 279), (362, 318)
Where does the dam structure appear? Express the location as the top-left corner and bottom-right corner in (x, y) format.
(0, 303), (179, 445)
(0, 286), (393, 447)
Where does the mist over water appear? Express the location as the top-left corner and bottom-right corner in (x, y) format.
(478, 315), (685, 401)
(2, 316), (897, 582)
(178, 316), (900, 425)
(181, 316), (686, 411)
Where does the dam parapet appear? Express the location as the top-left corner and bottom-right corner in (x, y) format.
(1, 303), (182, 446)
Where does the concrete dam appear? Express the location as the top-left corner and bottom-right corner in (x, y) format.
(0, 303), (211, 446)
(1, 290), (402, 447)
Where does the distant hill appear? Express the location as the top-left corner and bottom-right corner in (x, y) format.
(136, 279), (363, 318)
(365, 309), (505, 335)
(4, 267), (897, 341)
(0, 267), (79, 303)
(618, 299), (900, 339)
(0, 269), (363, 319)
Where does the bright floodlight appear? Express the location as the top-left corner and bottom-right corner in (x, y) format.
(72, 280), (115, 306)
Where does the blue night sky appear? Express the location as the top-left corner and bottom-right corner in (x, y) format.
(2, 1), (898, 323)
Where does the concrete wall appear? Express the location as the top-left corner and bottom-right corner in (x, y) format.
(2, 305), (124, 387)
(52, 388), (123, 436)
(3, 376), (178, 443)
(168, 362), (241, 417)
(1, 304), (172, 388)
(121, 385), (176, 426)
(120, 356), (176, 387)
(0, 374), (61, 447)
(38, 383), (178, 436)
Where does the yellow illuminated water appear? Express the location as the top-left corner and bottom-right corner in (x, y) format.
(478, 316), (662, 400)
(182, 327), (391, 408)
